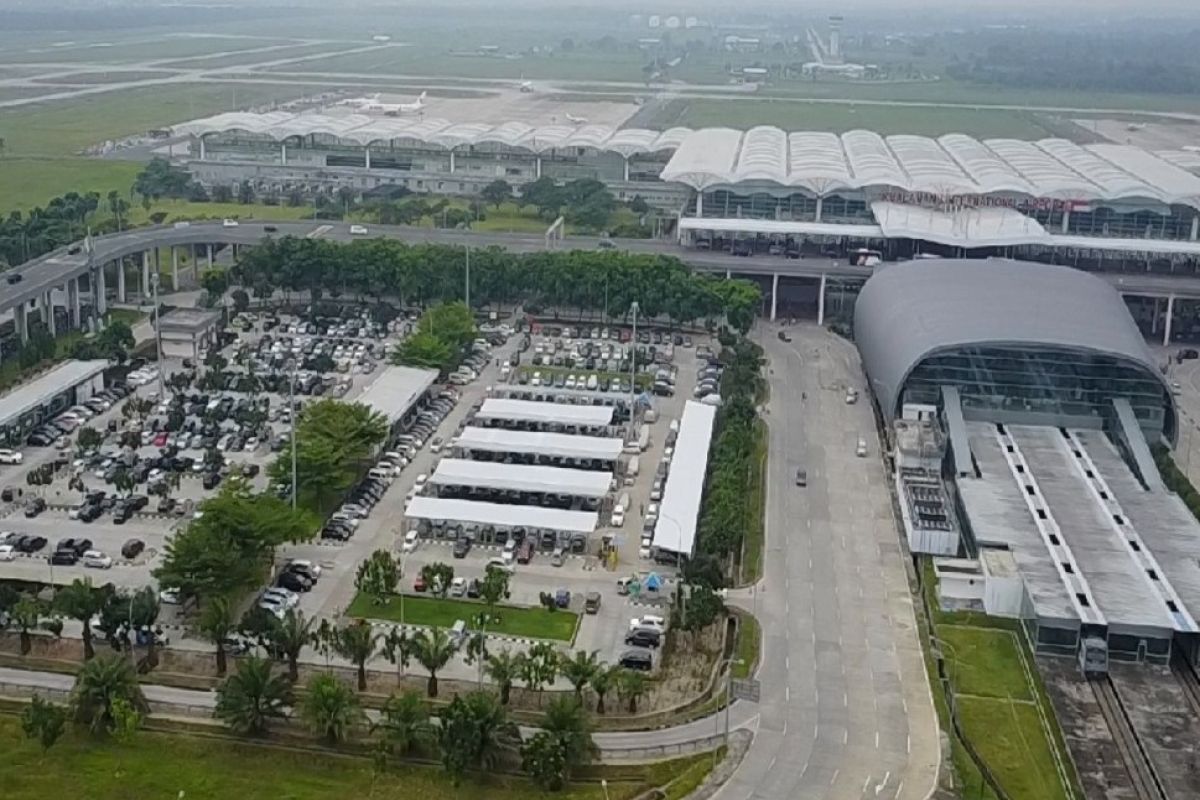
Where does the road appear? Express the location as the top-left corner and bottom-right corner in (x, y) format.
(712, 323), (939, 800)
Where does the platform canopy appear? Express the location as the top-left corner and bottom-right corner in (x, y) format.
(653, 401), (717, 556)
(430, 458), (612, 498)
(476, 398), (614, 427)
(404, 496), (597, 533)
(453, 427), (624, 460)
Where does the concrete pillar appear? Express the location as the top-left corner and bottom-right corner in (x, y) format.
(281, 143), (287, 165)
(69, 278), (80, 330)
(116, 258), (126, 302)
(815, 196), (823, 222)
(365, 147), (371, 170)
(725, 268), (731, 279)
(623, 157), (630, 181)
(95, 265), (107, 316)
(1062, 209), (1071, 234)
(448, 150), (454, 173)
(817, 273), (828, 326)
(198, 137), (206, 160)
(536, 157), (542, 178)
(1164, 294), (1176, 346)
(695, 191), (703, 218)
(15, 303), (28, 343)
(141, 251), (151, 300)
(770, 272), (779, 321)
(171, 247), (179, 291)
(206, 243), (214, 270)
(1192, 215), (1199, 242)
(43, 292), (55, 336)
(1151, 296), (1161, 335)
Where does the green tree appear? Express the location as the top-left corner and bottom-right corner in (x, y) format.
(231, 288), (250, 313)
(215, 656), (291, 735)
(629, 195), (650, 215)
(524, 696), (596, 789)
(269, 608), (314, 682)
(680, 584), (726, 632)
(391, 330), (454, 371)
(484, 649), (521, 706)
(75, 426), (103, 455)
(519, 642), (559, 705)
(332, 620), (378, 691)
(70, 653), (148, 734)
(590, 664), (617, 714)
(372, 688), (435, 758)
(381, 626), (414, 686)
(480, 179), (513, 208)
(11, 594), (48, 656)
(300, 673), (362, 744)
(411, 627), (455, 698)
(439, 690), (520, 784)
(420, 562), (455, 598)
(21, 695), (67, 752)
(615, 669), (647, 713)
(356, 549), (400, 605)
(199, 596), (236, 676)
(558, 649), (601, 703)
(109, 696), (142, 746)
(54, 579), (108, 661)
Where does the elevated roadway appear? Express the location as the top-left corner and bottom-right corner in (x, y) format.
(6, 220), (1200, 336)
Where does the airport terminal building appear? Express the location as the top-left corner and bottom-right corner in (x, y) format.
(175, 114), (1200, 271)
(855, 260), (1200, 668)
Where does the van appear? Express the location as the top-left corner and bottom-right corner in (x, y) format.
(616, 492), (631, 515)
(624, 456), (639, 485)
(367, 467), (394, 483)
(586, 374), (599, 391)
(611, 506), (625, 527)
(584, 592), (602, 614)
(637, 424), (650, 452)
(643, 408), (658, 423)
(449, 619), (468, 649)
(856, 438), (868, 457)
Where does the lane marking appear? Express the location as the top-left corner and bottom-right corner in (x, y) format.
(785, 686), (791, 702)
(875, 730), (880, 749)
(829, 768), (839, 786)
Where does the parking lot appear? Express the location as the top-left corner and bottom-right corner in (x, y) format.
(0, 306), (715, 682)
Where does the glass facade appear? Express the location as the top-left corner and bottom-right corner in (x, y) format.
(900, 345), (1172, 439)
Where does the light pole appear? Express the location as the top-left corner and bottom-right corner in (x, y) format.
(464, 245), (471, 312)
(629, 300), (639, 434)
(151, 271), (165, 397)
(289, 357), (298, 509)
(600, 779), (611, 800)
(712, 656), (744, 769)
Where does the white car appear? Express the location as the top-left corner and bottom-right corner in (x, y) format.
(222, 218), (239, 228)
(349, 224), (369, 235)
(82, 550), (113, 569)
(286, 558), (322, 577)
(414, 474), (428, 492)
(263, 588), (299, 609)
(629, 614), (666, 632)
(330, 512), (360, 528)
(0, 544), (14, 562)
(401, 529), (420, 553)
(0, 449), (23, 465)
(159, 588), (181, 605)
(485, 557), (515, 574)
(449, 576), (468, 597)
(429, 437), (443, 454)
(502, 538), (517, 564)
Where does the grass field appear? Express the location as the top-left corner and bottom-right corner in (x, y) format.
(939, 625), (1035, 702)
(0, 36), (300, 65)
(347, 592), (580, 642)
(0, 159), (143, 213)
(157, 43), (356, 70)
(731, 613), (760, 680)
(29, 70), (180, 85)
(267, 49), (652, 83)
(0, 715), (649, 800)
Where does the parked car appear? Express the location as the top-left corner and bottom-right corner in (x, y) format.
(121, 539), (145, 559)
(618, 650), (652, 671)
(452, 537), (471, 558)
(82, 550), (113, 569)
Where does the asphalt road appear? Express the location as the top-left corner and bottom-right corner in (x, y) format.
(711, 323), (939, 800)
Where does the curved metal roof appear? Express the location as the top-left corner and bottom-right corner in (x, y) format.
(853, 258), (1176, 429)
(173, 113), (1200, 207)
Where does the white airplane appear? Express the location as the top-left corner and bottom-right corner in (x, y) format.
(345, 91), (428, 116)
(564, 113), (588, 126)
(519, 80), (534, 93)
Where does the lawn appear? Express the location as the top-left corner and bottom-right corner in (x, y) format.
(0, 715), (645, 800)
(938, 625), (1033, 702)
(0, 159), (143, 214)
(347, 592), (579, 642)
(957, 696), (1070, 800)
(731, 612), (760, 680)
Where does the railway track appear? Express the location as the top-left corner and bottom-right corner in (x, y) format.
(1170, 653), (1200, 718)
(1090, 676), (1168, 800)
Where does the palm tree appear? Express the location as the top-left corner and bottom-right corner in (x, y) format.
(11, 595), (44, 656)
(300, 673), (362, 744)
(590, 664), (617, 714)
(270, 609), (313, 682)
(372, 688), (434, 757)
(464, 690), (520, 769)
(199, 596), (235, 677)
(215, 656), (290, 735)
(381, 626), (413, 686)
(332, 620), (377, 691)
(616, 669), (647, 714)
(484, 649), (521, 706)
(54, 579), (106, 661)
(559, 649), (601, 703)
(411, 627), (455, 698)
(541, 695), (597, 781)
(71, 653), (147, 734)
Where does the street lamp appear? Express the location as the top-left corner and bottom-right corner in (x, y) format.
(600, 779), (611, 800)
(713, 656), (745, 769)
(151, 271), (165, 397)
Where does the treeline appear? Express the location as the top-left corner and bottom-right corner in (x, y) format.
(696, 336), (766, 566)
(941, 29), (1200, 96)
(393, 301), (477, 373)
(233, 236), (761, 332)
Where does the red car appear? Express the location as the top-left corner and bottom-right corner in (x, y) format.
(413, 574), (427, 592)
(153, 432), (168, 447)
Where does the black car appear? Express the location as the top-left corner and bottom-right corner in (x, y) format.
(112, 504), (134, 524)
(121, 539), (145, 559)
(277, 570), (312, 592)
(24, 498), (47, 517)
(466, 579), (481, 599)
(57, 537), (92, 556)
(452, 537), (471, 558)
(202, 472), (221, 490)
(624, 628), (661, 649)
(285, 562), (319, 583)
(618, 650), (652, 671)
(320, 524), (351, 541)
(49, 549), (79, 566)
(77, 504), (102, 523)
(16, 535), (47, 553)
(5, 272), (22, 285)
